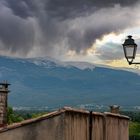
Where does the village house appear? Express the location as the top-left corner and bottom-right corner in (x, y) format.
(0, 82), (129, 140)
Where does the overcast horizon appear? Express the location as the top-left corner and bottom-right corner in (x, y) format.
(0, 0), (140, 68)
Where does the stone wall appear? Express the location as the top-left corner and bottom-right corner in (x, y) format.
(92, 112), (129, 140)
(64, 110), (89, 140)
(0, 107), (129, 140)
(92, 112), (104, 140)
(105, 113), (129, 140)
(0, 111), (65, 140)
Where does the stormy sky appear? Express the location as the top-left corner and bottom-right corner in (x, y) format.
(0, 0), (140, 66)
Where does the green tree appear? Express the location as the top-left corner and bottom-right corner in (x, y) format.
(7, 107), (24, 124)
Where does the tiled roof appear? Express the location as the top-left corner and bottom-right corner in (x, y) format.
(0, 107), (129, 133)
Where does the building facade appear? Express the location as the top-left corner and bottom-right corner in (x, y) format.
(0, 107), (129, 140)
(0, 82), (10, 127)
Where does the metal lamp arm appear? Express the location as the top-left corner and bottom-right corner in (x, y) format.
(129, 62), (140, 65)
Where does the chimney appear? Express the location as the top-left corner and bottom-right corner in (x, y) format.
(110, 105), (120, 114)
(0, 81), (10, 127)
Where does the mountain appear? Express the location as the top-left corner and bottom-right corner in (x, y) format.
(0, 56), (140, 109)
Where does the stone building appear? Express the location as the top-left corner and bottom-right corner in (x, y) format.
(0, 82), (10, 127)
(0, 107), (129, 140)
(0, 82), (129, 140)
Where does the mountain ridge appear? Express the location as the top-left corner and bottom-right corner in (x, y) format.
(0, 55), (140, 109)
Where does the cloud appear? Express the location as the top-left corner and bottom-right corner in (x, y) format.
(0, 0), (139, 60)
(65, 5), (135, 51)
(0, 1), (35, 56)
(96, 42), (123, 61)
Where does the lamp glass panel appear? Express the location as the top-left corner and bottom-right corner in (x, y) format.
(125, 45), (135, 58)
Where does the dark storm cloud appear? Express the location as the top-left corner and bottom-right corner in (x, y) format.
(65, 3), (140, 54)
(0, 1), (34, 56)
(46, 0), (139, 19)
(5, 0), (32, 18)
(0, 0), (139, 57)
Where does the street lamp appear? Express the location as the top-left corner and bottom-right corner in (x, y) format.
(122, 35), (139, 65)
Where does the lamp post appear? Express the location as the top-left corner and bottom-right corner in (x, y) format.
(122, 35), (140, 65)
